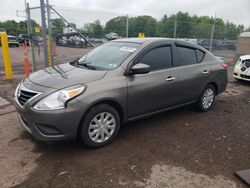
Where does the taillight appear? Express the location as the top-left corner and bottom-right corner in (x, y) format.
(221, 63), (228, 69)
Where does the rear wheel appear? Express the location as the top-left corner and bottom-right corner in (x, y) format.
(197, 85), (215, 112)
(79, 104), (120, 148)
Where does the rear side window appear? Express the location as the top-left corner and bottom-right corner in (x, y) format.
(177, 46), (197, 66)
(139, 46), (172, 71)
(177, 46), (206, 66)
(196, 49), (205, 62)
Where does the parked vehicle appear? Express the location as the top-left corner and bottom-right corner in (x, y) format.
(34, 36), (43, 46)
(7, 35), (19, 47)
(0, 34), (19, 47)
(0, 28), (6, 33)
(14, 38), (228, 148)
(56, 33), (87, 48)
(233, 55), (250, 81)
(105, 32), (120, 41)
(18, 34), (29, 45)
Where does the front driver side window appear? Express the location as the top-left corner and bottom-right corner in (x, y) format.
(139, 46), (172, 71)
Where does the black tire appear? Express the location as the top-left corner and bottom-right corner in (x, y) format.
(79, 104), (120, 148)
(196, 84), (216, 112)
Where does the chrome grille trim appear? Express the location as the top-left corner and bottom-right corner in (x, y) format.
(15, 83), (42, 108)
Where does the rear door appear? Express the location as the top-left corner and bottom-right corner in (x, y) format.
(127, 43), (180, 119)
(174, 43), (209, 104)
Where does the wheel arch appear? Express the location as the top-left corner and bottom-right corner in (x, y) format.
(207, 82), (218, 95)
(76, 99), (125, 139)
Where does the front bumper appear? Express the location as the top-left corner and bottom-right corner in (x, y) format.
(233, 65), (250, 81)
(14, 80), (88, 142)
(233, 72), (250, 81)
(15, 99), (87, 141)
(15, 98), (87, 141)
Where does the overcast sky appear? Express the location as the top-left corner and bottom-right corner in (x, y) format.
(0, 0), (249, 27)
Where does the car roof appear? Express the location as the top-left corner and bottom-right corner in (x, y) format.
(7, 35), (16, 38)
(112, 37), (204, 50)
(113, 37), (173, 44)
(240, 55), (250, 61)
(113, 37), (200, 45)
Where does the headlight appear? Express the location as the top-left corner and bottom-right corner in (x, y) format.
(34, 85), (86, 110)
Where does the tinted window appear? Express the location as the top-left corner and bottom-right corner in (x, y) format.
(196, 49), (205, 62)
(139, 46), (172, 71)
(177, 46), (198, 66)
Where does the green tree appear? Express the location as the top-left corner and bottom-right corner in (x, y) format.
(0, 19), (39, 36)
(129, 15), (157, 37)
(174, 12), (192, 38)
(82, 20), (103, 38)
(223, 22), (241, 39)
(157, 15), (176, 37)
(51, 18), (66, 36)
(105, 16), (127, 37)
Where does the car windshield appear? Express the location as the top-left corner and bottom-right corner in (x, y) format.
(77, 42), (140, 70)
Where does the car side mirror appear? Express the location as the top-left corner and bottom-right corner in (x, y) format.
(130, 63), (150, 75)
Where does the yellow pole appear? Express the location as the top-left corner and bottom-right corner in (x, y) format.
(46, 35), (52, 66)
(0, 32), (12, 80)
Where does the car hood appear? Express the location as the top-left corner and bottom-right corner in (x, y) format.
(28, 63), (107, 89)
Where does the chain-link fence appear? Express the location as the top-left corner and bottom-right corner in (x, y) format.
(26, 4), (243, 71)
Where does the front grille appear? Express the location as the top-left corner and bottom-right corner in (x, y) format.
(240, 74), (250, 79)
(17, 89), (38, 106)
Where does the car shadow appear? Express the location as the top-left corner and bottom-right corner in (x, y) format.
(24, 104), (196, 154)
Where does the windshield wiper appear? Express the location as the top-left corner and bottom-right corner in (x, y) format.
(77, 62), (96, 70)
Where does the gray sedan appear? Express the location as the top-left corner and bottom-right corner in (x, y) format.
(15, 38), (228, 148)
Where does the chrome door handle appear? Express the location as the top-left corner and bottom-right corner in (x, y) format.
(166, 77), (176, 81)
(202, 70), (209, 75)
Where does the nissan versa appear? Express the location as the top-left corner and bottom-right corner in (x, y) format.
(14, 38), (228, 148)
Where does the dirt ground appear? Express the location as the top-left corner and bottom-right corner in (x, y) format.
(0, 46), (249, 188)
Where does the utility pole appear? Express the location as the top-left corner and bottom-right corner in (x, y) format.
(209, 13), (216, 51)
(26, 3), (36, 71)
(174, 20), (177, 38)
(40, 0), (48, 67)
(46, 0), (53, 66)
(126, 15), (129, 38)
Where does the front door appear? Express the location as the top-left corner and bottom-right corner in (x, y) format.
(127, 44), (180, 119)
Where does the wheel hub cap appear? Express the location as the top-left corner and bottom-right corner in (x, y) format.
(88, 112), (116, 143)
(202, 88), (214, 109)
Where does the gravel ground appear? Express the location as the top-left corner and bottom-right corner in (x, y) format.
(0, 47), (249, 188)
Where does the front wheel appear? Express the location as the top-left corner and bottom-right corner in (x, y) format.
(197, 85), (215, 112)
(79, 104), (120, 148)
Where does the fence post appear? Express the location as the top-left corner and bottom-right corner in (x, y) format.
(209, 14), (216, 51)
(46, 35), (52, 66)
(26, 3), (36, 71)
(46, 0), (53, 65)
(126, 15), (129, 38)
(174, 20), (177, 38)
(0, 32), (13, 80)
(40, 0), (48, 67)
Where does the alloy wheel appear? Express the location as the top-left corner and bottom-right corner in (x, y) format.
(202, 88), (214, 109)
